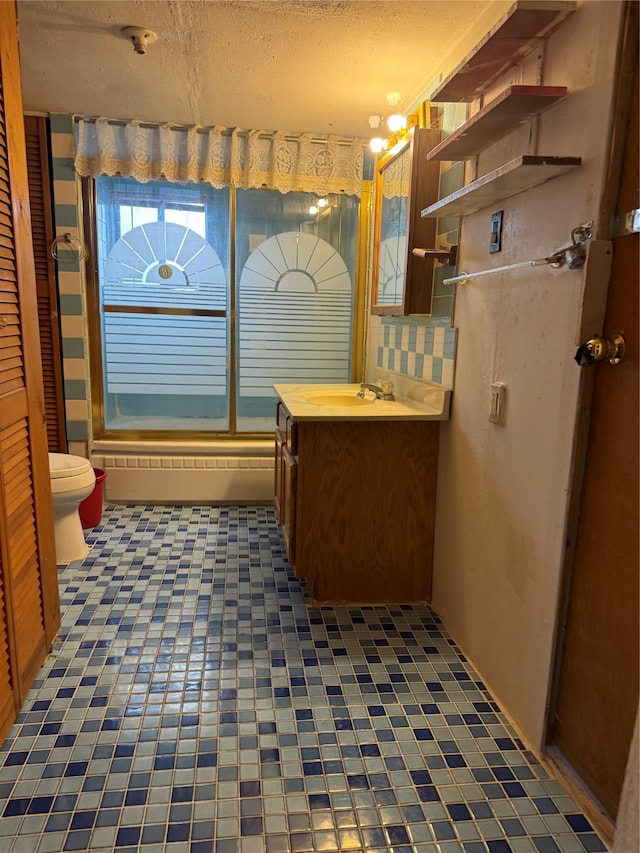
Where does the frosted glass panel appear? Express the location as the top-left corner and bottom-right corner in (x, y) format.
(235, 190), (358, 431)
(97, 178), (230, 432)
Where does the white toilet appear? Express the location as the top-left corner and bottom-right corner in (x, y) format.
(48, 453), (96, 564)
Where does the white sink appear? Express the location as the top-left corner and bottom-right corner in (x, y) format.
(274, 382), (451, 421)
(301, 391), (374, 407)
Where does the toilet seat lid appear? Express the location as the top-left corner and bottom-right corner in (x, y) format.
(48, 453), (93, 479)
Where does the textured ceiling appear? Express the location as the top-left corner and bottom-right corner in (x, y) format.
(16, 0), (492, 139)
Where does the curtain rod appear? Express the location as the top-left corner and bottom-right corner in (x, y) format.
(73, 116), (365, 147)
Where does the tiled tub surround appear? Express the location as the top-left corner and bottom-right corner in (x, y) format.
(50, 113), (91, 444)
(0, 505), (605, 853)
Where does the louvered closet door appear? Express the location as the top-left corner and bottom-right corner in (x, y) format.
(0, 1), (60, 744)
(24, 115), (66, 452)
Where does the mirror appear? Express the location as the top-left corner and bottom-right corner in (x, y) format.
(374, 138), (410, 308)
(371, 127), (440, 316)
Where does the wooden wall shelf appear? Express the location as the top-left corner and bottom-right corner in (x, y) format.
(421, 155), (581, 219)
(431, 1), (576, 103)
(427, 86), (568, 161)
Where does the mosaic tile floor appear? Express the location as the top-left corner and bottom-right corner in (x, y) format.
(0, 506), (607, 853)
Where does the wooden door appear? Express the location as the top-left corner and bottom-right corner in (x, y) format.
(0, 1), (60, 743)
(23, 114), (66, 452)
(548, 4), (639, 823)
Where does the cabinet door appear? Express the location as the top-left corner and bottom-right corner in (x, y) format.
(274, 426), (284, 523)
(275, 400), (287, 433)
(281, 444), (297, 566)
(286, 416), (297, 454)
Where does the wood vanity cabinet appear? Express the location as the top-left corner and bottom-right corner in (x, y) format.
(274, 401), (439, 603)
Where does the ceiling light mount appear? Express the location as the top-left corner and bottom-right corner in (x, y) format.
(121, 26), (157, 55)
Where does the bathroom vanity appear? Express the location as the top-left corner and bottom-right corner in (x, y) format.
(273, 383), (449, 603)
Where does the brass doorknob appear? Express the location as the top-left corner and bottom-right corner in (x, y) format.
(575, 333), (626, 366)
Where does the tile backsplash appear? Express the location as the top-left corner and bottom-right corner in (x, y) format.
(373, 318), (457, 388)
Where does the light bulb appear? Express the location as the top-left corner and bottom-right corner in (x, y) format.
(309, 205), (318, 215)
(317, 198), (328, 208)
(370, 137), (386, 153)
(387, 114), (406, 133)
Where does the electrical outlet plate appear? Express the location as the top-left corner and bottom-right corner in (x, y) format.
(489, 382), (506, 424)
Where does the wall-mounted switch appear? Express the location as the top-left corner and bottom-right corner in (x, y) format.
(489, 382), (506, 425)
(490, 210), (503, 254)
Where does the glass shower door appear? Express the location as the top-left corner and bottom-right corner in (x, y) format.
(96, 178), (231, 432)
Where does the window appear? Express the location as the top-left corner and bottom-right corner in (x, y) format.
(89, 177), (361, 436)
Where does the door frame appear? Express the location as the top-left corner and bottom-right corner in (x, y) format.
(544, 0), (639, 840)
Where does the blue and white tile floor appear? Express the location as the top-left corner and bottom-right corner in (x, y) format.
(0, 506), (607, 853)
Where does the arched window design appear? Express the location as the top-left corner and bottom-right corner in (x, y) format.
(238, 231), (352, 407)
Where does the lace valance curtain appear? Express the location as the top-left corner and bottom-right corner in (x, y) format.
(74, 118), (366, 197)
(380, 147), (409, 199)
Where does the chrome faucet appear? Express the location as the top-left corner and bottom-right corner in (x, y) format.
(357, 381), (395, 400)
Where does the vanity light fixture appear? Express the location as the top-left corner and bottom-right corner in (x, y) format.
(386, 113), (407, 133)
(368, 93), (417, 153)
(369, 135), (387, 154)
(368, 115), (388, 153)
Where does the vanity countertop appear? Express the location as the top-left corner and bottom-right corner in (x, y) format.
(274, 383), (451, 422)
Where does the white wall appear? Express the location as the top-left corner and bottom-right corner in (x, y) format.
(431, 0), (624, 748)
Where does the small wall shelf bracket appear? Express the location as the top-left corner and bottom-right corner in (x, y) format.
(412, 245), (458, 266)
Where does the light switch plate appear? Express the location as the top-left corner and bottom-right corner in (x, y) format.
(489, 382), (506, 424)
(490, 210), (503, 254)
